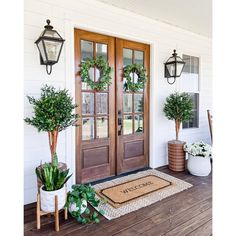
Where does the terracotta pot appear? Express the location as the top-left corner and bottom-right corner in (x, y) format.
(168, 140), (186, 172)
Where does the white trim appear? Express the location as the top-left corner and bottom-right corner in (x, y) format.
(64, 20), (158, 187)
(64, 20), (76, 189)
(149, 42), (157, 168)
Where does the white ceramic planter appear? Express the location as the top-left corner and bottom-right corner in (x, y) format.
(40, 185), (66, 213)
(187, 154), (211, 176)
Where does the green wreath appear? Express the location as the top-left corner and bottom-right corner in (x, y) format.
(123, 64), (148, 92)
(80, 56), (112, 91)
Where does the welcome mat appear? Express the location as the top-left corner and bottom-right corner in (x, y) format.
(97, 175), (171, 208)
(93, 169), (192, 220)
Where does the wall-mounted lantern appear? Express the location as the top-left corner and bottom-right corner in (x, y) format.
(164, 50), (185, 84)
(35, 19), (65, 75)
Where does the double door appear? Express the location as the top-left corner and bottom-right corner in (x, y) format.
(74, 29), (150, 183)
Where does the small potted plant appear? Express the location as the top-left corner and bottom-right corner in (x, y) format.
(66, 184), (104, 224)
(184, 141), (212, 176)
(163, 92), (193, 171)
(24, 85), (79, 185)
(36, 162), (72, 213)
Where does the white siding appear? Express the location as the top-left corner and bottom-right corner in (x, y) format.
(24, 0), (212, 204)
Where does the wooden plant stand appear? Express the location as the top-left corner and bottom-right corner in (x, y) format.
(36, 193), (68, 232)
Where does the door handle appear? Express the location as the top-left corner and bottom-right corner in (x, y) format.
(118, 110), (122, 135)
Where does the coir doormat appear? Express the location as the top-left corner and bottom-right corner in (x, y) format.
(93, 169), (192, 220)
(97, 175), (171, 208)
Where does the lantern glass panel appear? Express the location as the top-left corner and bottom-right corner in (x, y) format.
(176, 63), (185, 77)
(37, 40), (47, 63)
(166, 63), (176, 77)
(43, 30), (61, 39)
(44, 40), (62, 62)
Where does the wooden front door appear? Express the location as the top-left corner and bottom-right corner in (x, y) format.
(74, 29), (116, 183)
(116, 39), (150, 174)
(74, 29), (149, 183)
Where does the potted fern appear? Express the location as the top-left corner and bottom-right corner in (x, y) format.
(163, 92), (193, 171)
(36, 162), (72, 212)
(24, 85), (79, 169)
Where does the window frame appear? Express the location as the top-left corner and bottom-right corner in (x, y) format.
(179, 53), (201, 130)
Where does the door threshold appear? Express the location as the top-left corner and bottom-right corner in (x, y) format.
(89, 167), (151, 186)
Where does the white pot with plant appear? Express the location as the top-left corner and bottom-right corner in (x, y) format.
(184, 141), (212, 176)
(36, 162), (72, 213)
(66, 184), (105, 224)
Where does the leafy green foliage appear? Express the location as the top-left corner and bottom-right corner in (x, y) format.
(123, 64), (148, 92)
(66, 184), (105, 225)
(163, 92), (193, 122)
(24, 85), (79, 132)
(35, 160), (72, 191)
(80, 56), (112, 91)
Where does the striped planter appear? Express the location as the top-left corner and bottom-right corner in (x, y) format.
(168, 140), (186, 172)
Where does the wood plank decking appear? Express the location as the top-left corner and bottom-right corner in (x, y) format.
(24, 166), (212, 236)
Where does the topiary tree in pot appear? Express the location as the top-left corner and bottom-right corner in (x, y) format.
(24, 85), (79, 164)
(163, 92), (193, 171)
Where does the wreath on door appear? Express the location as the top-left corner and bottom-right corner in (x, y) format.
(123, 64), (148, 92)
(80, 56), (112, 91)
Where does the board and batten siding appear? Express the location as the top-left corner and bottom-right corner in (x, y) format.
(24, 0), (212, 204)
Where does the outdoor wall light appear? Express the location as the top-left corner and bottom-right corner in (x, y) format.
(35, 19), (65, 75)
(164, 49), (185, 84)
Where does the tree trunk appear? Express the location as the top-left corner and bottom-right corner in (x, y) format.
(48, 129), (59, 164)
(175, 119), (181, 141)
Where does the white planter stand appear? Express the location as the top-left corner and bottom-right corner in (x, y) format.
(187, 154), (211, 176)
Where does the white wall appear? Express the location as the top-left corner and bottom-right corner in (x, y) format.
(24, 0), (212, 204)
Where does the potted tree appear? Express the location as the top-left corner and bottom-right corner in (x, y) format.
(25, 85), (79, 164)
(163, 92), (193, 171)
(24, 85), (79, 186)
(36, 161), (72, 213)
(184, 141), (212, 176)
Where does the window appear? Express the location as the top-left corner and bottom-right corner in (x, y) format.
(181, 54), (200, 129)
(183, 93), (199, 128)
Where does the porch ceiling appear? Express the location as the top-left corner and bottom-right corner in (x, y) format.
(96, 0), (212, 38)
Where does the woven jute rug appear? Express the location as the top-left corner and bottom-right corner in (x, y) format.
(93, 169), (192, 220)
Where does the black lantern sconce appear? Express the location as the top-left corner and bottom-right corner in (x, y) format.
(35, 19), (65, 75)
(164, 50), (185, 84)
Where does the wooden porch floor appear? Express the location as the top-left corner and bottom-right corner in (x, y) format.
(24, 166), (212, 236)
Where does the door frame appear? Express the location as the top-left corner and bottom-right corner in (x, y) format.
(64, 20), (157, 188)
